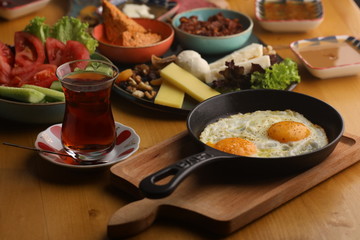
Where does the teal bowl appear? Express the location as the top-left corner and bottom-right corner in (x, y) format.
(172, 8), (253, 55)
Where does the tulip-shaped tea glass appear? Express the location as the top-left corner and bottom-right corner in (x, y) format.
(56, 59), (119, 162)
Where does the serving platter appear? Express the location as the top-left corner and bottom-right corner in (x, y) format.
(111, 34), (298, 115)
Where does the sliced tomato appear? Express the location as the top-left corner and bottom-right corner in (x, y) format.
(0, 60), (12, 85)
(10, 65), (37, 86)
(0, 41), (14, 66)
(0, 42), (14, 85)
(11, 64), (57, 88)
(27, 64), (58, 88)
(45, 38), (66, 66)
(61, 40), (90, 69)
(14, 31), (45, 67)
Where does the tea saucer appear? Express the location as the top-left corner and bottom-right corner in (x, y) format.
(35, 122), (140, 169)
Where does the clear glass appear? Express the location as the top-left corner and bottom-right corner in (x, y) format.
(56, 59), (119, 162)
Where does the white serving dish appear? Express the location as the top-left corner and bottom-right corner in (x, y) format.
(0, 0), (50, 20)
(255, 0), (324, 32)
(290, 35), (360, 79)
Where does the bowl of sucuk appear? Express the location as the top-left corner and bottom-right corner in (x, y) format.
(92, 19), (174, 64)
(171, 8), (253, 55)
(290, 35), (360, 79)
(255, 0), (324, 32)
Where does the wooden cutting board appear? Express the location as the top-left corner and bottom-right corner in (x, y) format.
(108, 131), (360, 238)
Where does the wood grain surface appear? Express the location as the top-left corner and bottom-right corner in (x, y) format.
(1, 0), (360, 240)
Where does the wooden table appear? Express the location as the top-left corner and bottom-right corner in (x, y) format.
(1, 0), (360, 239)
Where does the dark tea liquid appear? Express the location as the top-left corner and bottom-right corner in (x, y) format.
(61, 72), (115, 159)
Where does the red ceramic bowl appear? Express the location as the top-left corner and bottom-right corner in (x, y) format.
(92, 18), (174, 64)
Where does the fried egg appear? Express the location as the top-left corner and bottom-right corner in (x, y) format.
(200, 110), (328, 157)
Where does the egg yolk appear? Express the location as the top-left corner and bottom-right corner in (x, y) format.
(267, 121), (310, 143)
(207, 137), (257, 156)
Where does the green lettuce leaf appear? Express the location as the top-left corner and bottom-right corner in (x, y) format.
(24, 17), (50, 43)
(51, 16), (98, 54)
(24, 16), (98, 54)
(250, 58), (301, 90)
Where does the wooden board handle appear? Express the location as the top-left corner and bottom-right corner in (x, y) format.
(107, 199), (160, 238)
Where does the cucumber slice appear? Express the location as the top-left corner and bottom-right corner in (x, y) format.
(21, 84), (65, 102)
(50, 81), (63, 92)
(84, 62), (114, 77)
(0, 86), (45, 103)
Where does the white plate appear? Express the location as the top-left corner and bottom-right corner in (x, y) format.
(35, 122), (140, 169)
(255, 0), (324, 32)
(0, 0), (50, 20)
(290, 35), (360, 79)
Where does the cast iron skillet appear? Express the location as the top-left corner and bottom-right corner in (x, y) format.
(139, 89), (344, 199)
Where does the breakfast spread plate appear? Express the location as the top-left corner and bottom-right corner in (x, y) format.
(112, 34), (299, 116)
(35, 122), (140, 169)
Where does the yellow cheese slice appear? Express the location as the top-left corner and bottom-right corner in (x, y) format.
(160, 63), (220, 102)
(154, 79), (185, 108)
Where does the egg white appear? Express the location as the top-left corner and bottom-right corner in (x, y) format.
(199, 110), (328, 157)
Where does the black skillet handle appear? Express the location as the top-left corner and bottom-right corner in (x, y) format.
(139, 151), (222, 199)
